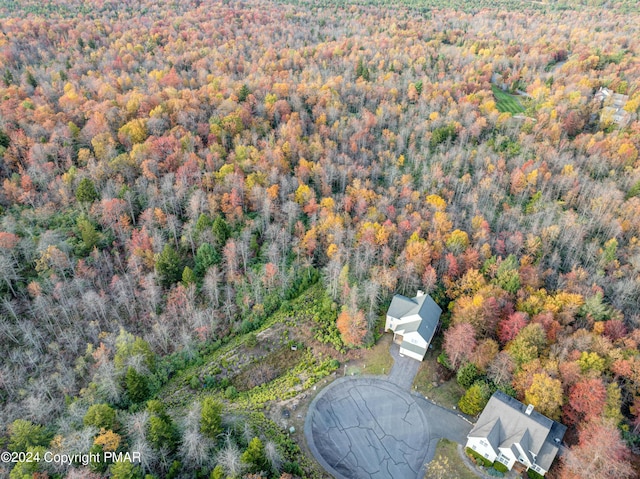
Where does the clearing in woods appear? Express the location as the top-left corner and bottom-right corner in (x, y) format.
(492, 84), (525, 113)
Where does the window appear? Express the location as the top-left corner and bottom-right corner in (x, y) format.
(484, 453), (489, 459)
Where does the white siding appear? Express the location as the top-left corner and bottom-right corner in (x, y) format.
(529, 464), (547, 476)
(497, 447), (517, 470)
(466, 437), (497, 463)
(514, 443), (532, 468)
(399, 347), (425, 361)
(385, 315), (394, 332)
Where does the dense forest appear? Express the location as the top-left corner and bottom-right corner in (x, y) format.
(0, 0), (639, 478)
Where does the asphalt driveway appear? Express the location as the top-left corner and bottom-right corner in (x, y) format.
(387, 343), (421, 390)
(304, 377), (472, 479)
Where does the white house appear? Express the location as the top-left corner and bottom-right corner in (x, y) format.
(466, 391), (566, 476)
(384, 291), (441, 361)
(595, 86), (630, 126)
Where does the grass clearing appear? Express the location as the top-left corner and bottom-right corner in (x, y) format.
(426, 439), (478, 479)
(413, 351), (465, 409)
(492, 85), (525, 114)
(354, 333), (394, 375)
(159, 283), (335, 407)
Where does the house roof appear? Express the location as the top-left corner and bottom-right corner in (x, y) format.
(387, 294), (420, 318)
(387, 292), (442, 344)
(468, 391), (566, 471)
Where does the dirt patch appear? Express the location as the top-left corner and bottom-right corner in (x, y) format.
(233, 347), (303, 391)
(413, 349), (464, 409)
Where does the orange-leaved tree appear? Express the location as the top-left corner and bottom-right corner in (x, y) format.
(337, 308), (367, 347)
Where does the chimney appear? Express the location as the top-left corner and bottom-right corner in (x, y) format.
(416, 290), (425, 297)
(525, 404), (534, 416)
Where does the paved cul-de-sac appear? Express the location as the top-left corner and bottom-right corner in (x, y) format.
(305, 377), (430, 479)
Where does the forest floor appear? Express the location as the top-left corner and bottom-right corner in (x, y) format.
(413, 347), (466, 410)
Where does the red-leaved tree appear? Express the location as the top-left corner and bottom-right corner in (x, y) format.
(560, 418), (634, 479)
(443, 322), (477, 369)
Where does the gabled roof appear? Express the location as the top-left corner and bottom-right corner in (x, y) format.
(468, 391), (566, 471)
(469, 417), (500, 446)
(387, 294), (420, 318)
(387, 292), (442, 344)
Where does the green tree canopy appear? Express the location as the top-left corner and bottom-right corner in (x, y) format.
(125, 366), (150, 403)
(110, 459), (142, 479)
(83, 403), (117, 430)
(194, 243), (221, 276)
(200, 397), (223, 440)
(155, 243), (183, 287)
(458, 381), (491, 416)
(238, 84), (251, 102)
(76, 177), (99, 203)
(7, 420), (50, 452)
(211, 216), (230, 246)
(457, 363), (480, 389)
(148, 414), (177, 451)
(241, 437), (269, 473)
(114, 330), (155, 373)
(182, 265), (196, 286)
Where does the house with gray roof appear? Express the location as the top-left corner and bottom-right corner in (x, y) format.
(595, 86), (630, 126)
(384, 291), (441, 361)
(466, 391), (566, 476)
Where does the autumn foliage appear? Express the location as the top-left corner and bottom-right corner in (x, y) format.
(337, 308), (367, 347)
(0, 0), (639, 476)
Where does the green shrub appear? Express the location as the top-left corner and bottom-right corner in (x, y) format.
(465, 447), (492, 467)
(493, 461), (509, 473)
(188, 375), (200, 390)
(225, 385), (238, 400)
(527, 469), (545, 479)
(458, 381), (491, 415)
(246, 333), (258, 348)
(437, 352), (453, 370)
(457, 363), (480, 389)
(166, 461), (181, 479)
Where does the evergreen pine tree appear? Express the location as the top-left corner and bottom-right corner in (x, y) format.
(155, 244), (182, 287)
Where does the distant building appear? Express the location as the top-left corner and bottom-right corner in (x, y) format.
(595, 87), (630, 126)
(384, 291), (441, 361)
(466, 391), (566, 477)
